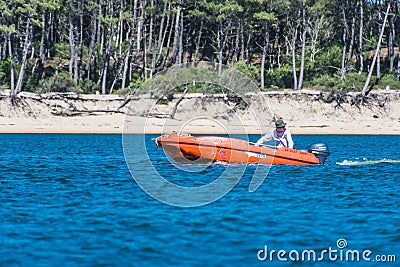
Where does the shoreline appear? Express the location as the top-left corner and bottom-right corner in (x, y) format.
(1, 89), (399, 135)
(1, 115), (398, 135)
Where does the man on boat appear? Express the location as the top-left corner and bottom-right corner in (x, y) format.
(255, 118), (294, 149)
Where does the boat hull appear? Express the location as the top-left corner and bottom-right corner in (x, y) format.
(155, 134), (322, 166)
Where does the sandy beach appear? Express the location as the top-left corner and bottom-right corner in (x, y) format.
(1, 89), (399, 135)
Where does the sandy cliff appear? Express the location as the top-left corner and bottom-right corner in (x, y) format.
(1, 89), (399, 134)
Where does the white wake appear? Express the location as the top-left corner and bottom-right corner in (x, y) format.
(336, 158), (400, 166)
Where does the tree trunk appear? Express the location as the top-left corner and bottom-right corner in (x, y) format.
(100, 0), (116, 94)
(240, 23), (245, 62)
(79, 1), (84, 75)
(388, 7), (395, 72)
(231, 23), (240, 65)
(121, 0), (138, 89)
(297, 0), (306, 90)
(358, 0), (364, 74)
(260, 47), (266, 90)
(396, 52), (400, 80)
(177, 5), (184, 65)
(308, 15), (322, 62)
(85, 10), (97, 79)
(246, 34), (253, 64)
(69, 7), (79, 84)
(37, 12), (47, 83)
(1, 40), (4, 59)
(274, 27), (281, 68)
(194, 20), (203, 64)
(170, 86), (188, 119)
(162, 13), (175, 68)
(136, 0), (144, 54)
(97, 4), (102, 45)
(1, 38), (6, 60)
(218, 42), (223, 75)
(393, 1), (399, 78)
(143, 24), (148, 80)
(151, 38), (157, 78)
(48, 11), (54, 58)
(376, 49), (381, 78)
(101, 25), (114, 94)
(117, 10), (124, 55)
(340, 8), (348, 81)
(73, 31), (79, 84)
(260, 25), (269, 90)
(362, 0), (391, 96)
(285, 35), (290, 56)
(14, 19), (33, 97)
(347, 15), (355, 61)
(157, 0), (169, 59)
(291, 27), (298, 90)
(217, 21), (226, 75)
(8, 34), (15, 94)
(376, 9), (382, 79)
(147, 0), (154, 51)
(171, 5), (181, 64)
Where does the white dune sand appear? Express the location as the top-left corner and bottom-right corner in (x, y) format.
(1, 89), (399, 134)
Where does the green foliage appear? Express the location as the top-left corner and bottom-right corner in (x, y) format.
(309, 74), (339, 91)
(112, 87), (131, 95)
(340, 73), (368, 92)
(38, 72), (80, 93)
(310, 72), (368, 92)
(0, 60), (11, 85)
(128, 72), (145, 91)
(378, 75), (400, 90)
(156, 97), (170, 105)
(187, 9), (207, 19)
(254, 11), (276, 21)
(98, 15), (120, 24)
(185, 83), (226, 94)
(53, 42), (71, 58)
(264, 64), (294, 89)
(1, 0), (399, 95)
(0, 24), (17, 33)
(233, 61), (259, 85)
(34, 0), (61, 11)
(317, 45), (343, 73)
(220, 3), (243, 14)
(78, 78), (99, 94)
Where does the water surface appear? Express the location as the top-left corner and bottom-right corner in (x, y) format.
(1, 134), (399, 266)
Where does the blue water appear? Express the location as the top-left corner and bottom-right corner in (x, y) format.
(1, 134), (399, 266)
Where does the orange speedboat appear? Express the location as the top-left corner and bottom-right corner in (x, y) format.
(155, 133), (330, 166)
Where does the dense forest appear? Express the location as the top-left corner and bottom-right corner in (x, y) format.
(0, 0), (399, 99)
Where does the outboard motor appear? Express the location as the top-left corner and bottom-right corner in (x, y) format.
(308, 143), (330, 164)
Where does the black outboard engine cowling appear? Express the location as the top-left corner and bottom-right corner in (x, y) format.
(308, 143), (330, 165)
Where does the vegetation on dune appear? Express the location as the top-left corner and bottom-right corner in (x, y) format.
(0, 0), (399, 101)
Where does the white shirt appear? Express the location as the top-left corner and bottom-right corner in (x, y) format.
(255, 128), (294, 148)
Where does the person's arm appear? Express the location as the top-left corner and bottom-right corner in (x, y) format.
(285, 130), (294, 148)
(255, 131), (273, 146)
